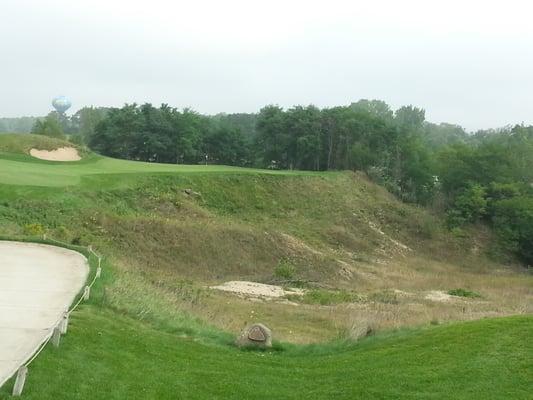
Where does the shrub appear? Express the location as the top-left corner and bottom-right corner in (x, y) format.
(24, 223), (45, 236)
(492, 196), (533, 265)
(274, 260), (296, 280)
(449, 184), (488, 225)
(301, 289), (361, 305)
(448, 288), (481, 298)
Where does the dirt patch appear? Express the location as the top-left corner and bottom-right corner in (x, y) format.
(425, 290), (454, 302)
(280, 233), (324, 257)
(368, 221), (412, 252)
(30, 147), (81, 161)
(210, 281), (304, 298)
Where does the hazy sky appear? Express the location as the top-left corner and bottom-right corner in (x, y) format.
(1, 0), (532, 131)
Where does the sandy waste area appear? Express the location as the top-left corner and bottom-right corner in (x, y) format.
(210, 281), (304, 298)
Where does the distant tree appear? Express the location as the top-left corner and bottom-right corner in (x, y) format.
(210, 113), (257, 139)
(283, 105), (323, 170)
(492, 196), (533, 265)
(70, 107), (109, 143)
(0, 116), (41, 133)
(255, 105), (289, 168)
(394, 105), (425, 130)
(31, 113), (65, 139)
(203, 127), (249, 166)
(422, 123), (468, 149)
(350, 99), (394, 121)
(448, 184), (488, 225)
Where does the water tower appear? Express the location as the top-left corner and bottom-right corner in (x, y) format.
(52, 96), (72, 114)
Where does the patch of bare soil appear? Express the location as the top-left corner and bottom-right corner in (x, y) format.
(280, 233), (324, 256)
(368, 221), (412, 252)
(210, 281), (304, 298)
(30, 147), (81, 161)
(425, 290), (454, 302)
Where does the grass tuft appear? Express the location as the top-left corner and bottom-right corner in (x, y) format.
(448, 288), (482, 298)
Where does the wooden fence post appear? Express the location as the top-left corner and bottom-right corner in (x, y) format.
(83, 286), (90, 301)
(12, 366), (28, 396)
(60, 311), (69, 334)
(51, 327), (61, 347)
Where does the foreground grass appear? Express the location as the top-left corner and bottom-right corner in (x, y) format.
(0, 309), (530, 399)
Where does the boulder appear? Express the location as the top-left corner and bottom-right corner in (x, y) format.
(236, 323), (272, 348)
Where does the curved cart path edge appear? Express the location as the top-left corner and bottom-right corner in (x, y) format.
(0, 241), (89, 388)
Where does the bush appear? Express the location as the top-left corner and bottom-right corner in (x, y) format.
(448, 184), (488, 225)
(448, 288), (481, 298)
(24, 223), (45, 236)
(274, 260), (296, 280)
(300, 289), (361, 305)
(492, 196), (533, 265)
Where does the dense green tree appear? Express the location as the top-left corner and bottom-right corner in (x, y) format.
(492, 196), (533, 265)
(203, 127), (249, 166)
(70, 107), (109, 143)
(448, 184), (488, 225)
(349, 99), (394, 121)
(80, 99), (533, 265)
(255, 105), (288, 168)
(422, 123), (468, 149)
(0, 116), (40, 133)
(31, 113), (65, 139)
(394, 105), (425, 130)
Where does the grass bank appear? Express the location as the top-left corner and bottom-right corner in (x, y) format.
(0, 310), (530, 399)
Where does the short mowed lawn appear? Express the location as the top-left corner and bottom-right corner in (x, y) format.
(1, 309), (530, 400)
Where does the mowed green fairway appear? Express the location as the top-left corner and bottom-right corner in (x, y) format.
(0, 134), (322, 187)
(0, 154), (315, 187)
(1, 308), (530, 400)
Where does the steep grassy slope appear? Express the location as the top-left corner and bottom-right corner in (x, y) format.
(0, 133), (77, 155)
(0, 308), (530, 400)
(0, 134), (531, 344)
(0, 134), (531, 398)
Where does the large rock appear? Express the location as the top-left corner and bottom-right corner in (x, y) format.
(236, 323), (272, 348)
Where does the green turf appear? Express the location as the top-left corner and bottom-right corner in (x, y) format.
(0, 309), (530, 399)
(1, 135), (531, 399)
(0, 134), (322, 187)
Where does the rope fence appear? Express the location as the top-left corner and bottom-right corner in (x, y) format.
(10, 236), (103, 397)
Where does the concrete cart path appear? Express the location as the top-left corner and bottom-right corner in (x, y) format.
(0, 241), (89, 388)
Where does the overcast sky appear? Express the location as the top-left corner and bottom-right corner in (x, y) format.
(1, 0), (532, 131)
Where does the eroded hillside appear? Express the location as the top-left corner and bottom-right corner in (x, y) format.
(1, 147), (530, 342)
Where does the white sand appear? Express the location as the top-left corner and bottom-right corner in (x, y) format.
(210, 281), (304, 298)
(30, 147), (81, 161)
(0, 242), (89, 388)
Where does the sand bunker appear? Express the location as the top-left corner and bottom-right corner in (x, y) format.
(30, 147), (81, 161)
(210, 281), (304, 298)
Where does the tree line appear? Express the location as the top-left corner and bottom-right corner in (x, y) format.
(28, 100), (533, 265)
